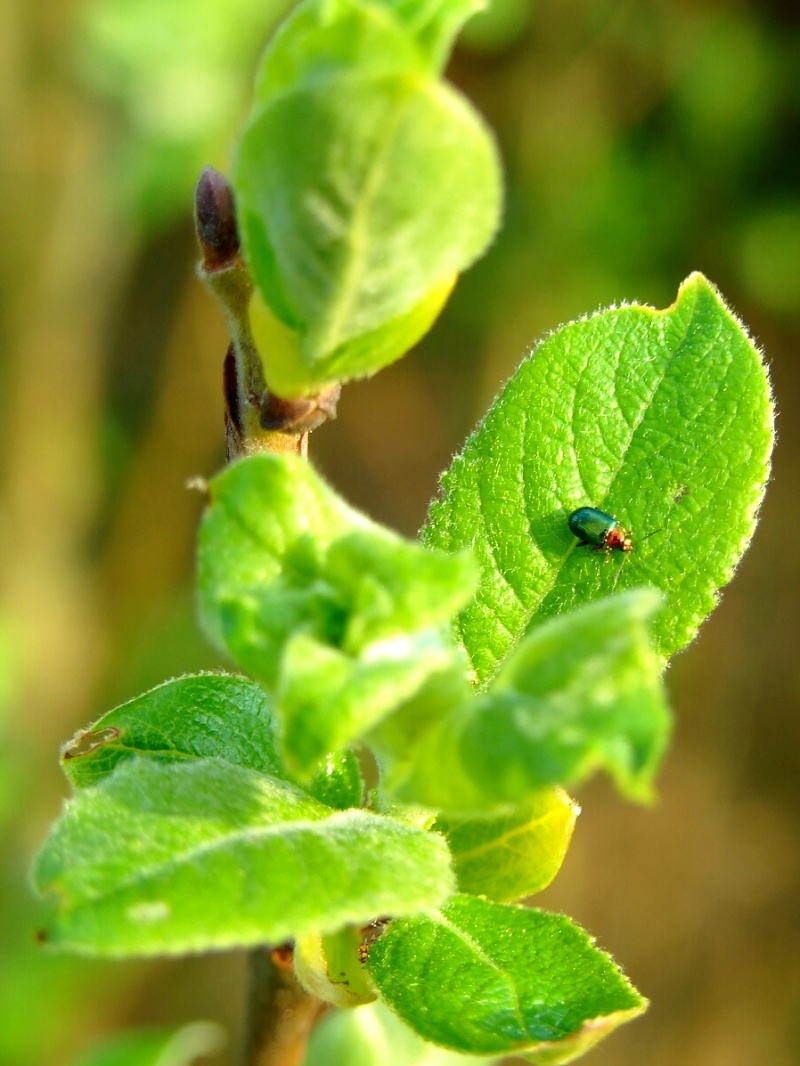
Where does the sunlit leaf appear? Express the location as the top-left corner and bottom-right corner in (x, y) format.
(198, 453), (475, 774)
(35, 759), (455, 956)
(235, 0), (501, 393)
(60, 674), (284, 788)
(424, 274), (774, 682)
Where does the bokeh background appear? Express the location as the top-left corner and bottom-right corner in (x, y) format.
(1, 0), (799, 1062)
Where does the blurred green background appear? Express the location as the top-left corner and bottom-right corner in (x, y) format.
(1, 0), (799, 1063)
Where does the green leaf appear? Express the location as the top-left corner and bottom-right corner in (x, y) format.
(295, 926), (377, 1007)
(34, 759), (455, 957)
(379, 0), (486, 70)
(69, 1023), (224, 1066)
(366, 895), (647, 1061)
(198, 453), (475, 772)
(306, 749), (365, 810)
(235, 0), (501, 394)
(249, 275), (456, 397)
(423, 273), (774, 683)
(306, 1001), (501, 1066)
(433, 789), (578, 902)
(254, 0), (428, 99)
(61, 672), (364, 810)
(390, 590), (671, 809)
(366, 653), (472, 765)
(198, 454), (474, 669)
(278, 631), (456, 776)
(60, 674), (285, 788)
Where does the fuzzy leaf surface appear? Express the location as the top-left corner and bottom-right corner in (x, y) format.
(276, 631), (456, 776)
(433, 789), (578, 902)
(424, 273), (774, 683)
(197, 453), (474, 774)
(60, 674), (284, 788)
(235, 0), (501, 394)
(306, 749), (365, 810)
(366, 894), (646, 1061)
(60, 673), (363, 809)
(35, 759), (454, 957)
(391, 590), (670, 809)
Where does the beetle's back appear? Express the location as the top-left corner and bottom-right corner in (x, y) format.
(568, 506), (616, 546)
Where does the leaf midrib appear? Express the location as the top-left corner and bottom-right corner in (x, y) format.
(305, 78), (419, 359)
(61, 807), (362, 904)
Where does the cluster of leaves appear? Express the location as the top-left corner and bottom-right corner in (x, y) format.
(36, 0), (774, 1063)
(36, 276), (772, 1063)
(233, 0), (502, 396)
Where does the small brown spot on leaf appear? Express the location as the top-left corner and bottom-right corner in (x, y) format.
(62, 727), (121, 760)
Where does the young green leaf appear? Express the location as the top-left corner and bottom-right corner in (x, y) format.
(306, 1001), (502, 1066)
(424, 273), (774, 683)
(34, 759), (455, 957)
(366, 894), (647, 1061)
(294, 926), (377, 1008)
(389, 590), (670, 810)
(60, 674), (285, 788)
(234, 0), (502, 395)
(379, 0), (486, 70)
(198, 454), (474, 669)
(198, 453), (475, 772)
(69, 1023), (225, 1066)
(306, 749), (365, 810)
(60, 672), (363, 809)
(278, 631), (456, 777)
(433, 789), (578, 903)
(253, 0), (428, 100)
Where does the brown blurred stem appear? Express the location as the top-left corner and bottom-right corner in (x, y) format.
(240, 947), (322, 1066)
(194, 165), (340, 461)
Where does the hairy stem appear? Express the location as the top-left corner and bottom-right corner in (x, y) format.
(240, 947), (322, 1066)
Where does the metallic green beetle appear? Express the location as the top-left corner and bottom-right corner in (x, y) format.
(568, 507), (633, 554)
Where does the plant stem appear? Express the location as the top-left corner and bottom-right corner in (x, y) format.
(240, 948), (322, 1066)
(194, 167), (340, 462)
(197, 166), (332, 1066)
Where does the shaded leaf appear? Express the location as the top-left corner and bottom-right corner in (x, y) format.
(69, 1023), (224, 1066)
(433, 789), (578, 902)
(306, 1001), (500, 1066)
(295, 926), (377, 1007)
(388, 590), (670, 809)
(367, 895), (646, 1060)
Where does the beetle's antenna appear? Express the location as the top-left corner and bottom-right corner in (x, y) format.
(638, 527), (664, 544)
(611, 527), (664, 590)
